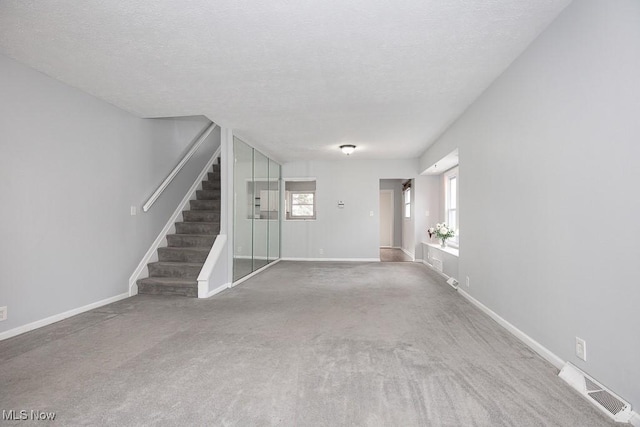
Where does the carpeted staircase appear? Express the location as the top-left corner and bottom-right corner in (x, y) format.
(137, 162), (221, 297)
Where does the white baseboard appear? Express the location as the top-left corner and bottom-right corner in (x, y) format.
(128, 145), (222, 296)
(456, 288), (564, 369)
(280, 257), (380, 262)
(0, 292), (129, 341)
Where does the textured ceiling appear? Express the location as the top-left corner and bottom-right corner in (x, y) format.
(0, 0), (571, 162)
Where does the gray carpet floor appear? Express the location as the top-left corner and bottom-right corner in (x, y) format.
(0, 261), (616, 426)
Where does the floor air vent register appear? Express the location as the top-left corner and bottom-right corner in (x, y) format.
(558, 362), (633, 423)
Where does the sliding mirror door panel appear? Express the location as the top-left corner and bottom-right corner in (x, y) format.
(233, 138), (253, 281)
(252, 150), (269, 271)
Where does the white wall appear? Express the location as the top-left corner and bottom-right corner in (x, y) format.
(419, 0), (640, 407)
(282, 159), (418, 259)
(0, 54), (219, 335)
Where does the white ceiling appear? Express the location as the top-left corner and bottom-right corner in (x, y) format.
(0, 0), (571, 162)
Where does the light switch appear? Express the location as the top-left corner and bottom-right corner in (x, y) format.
(370, 211), (374, 217)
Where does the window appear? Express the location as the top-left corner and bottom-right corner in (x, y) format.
(285, 180), (316, 220)
(403, 180), (411, 218)
(445, 167), (459, 245)
(290, 192), (315, 218)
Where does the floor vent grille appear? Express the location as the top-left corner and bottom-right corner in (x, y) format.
(588, 390), (627, 416)
(559, 362), (632, 423)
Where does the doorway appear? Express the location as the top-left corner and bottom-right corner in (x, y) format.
(379, 179), (412, 262)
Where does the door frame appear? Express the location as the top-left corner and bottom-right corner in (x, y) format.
(379, 189), (395, 248)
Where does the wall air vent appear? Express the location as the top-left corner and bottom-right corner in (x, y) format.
(558, 362), (632, 423)
(432, 258), (443, 273)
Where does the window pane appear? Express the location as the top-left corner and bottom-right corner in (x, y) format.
(292, 205), (314, 217)
(448, 210), (456, 230)
(292, 193), (314, 205)
(404, 189), (411, 204)
(449, 177), (457, 209)
(405, 204), (410, 218)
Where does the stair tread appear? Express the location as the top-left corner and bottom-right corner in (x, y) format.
(182, 210), (220, 221)
(169, 233), (216, 237)
(148, 261), (204, 267)
(178, 221), (219, 225)
(138, 277), (196, 285)
(159, 246), (211, 251)
(175, 221), (220, 235)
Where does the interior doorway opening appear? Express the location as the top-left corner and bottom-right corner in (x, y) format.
(379, 179), (413, 262)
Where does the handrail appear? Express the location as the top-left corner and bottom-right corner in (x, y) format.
(143, 122), (218, 212)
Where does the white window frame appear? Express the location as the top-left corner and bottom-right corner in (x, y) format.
(286, 190), (316, 220)
(444, 167), (459, 247)
(403, 187), (411, 219)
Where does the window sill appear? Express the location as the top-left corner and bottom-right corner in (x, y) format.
(423, 242), (459, 257)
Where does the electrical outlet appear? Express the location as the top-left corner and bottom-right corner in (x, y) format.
(466, 276), (470, 287)
(319, 248), (324, 255)
(576, 337), (587, 361)
(0, 306), (7, 321)
(130, 206), (137, 216)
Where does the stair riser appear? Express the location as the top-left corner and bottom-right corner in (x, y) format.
(175, 222), (220, 234)
(158, 247), (209, 263)
(190, 200), (221, 210)
(148, 263), (202, 279)
(207, 172), (221, 181)
(183, 211), (221, 222)
(167, 234), (215, 247)
(196, 190), (221, 200)
(138, 282), (197, 297)
(201, 181), (221, 190)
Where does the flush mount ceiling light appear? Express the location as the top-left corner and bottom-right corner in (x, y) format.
(340, 144), (356, 155)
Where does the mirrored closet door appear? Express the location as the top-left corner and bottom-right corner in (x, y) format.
(233, 137), (281, 282)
